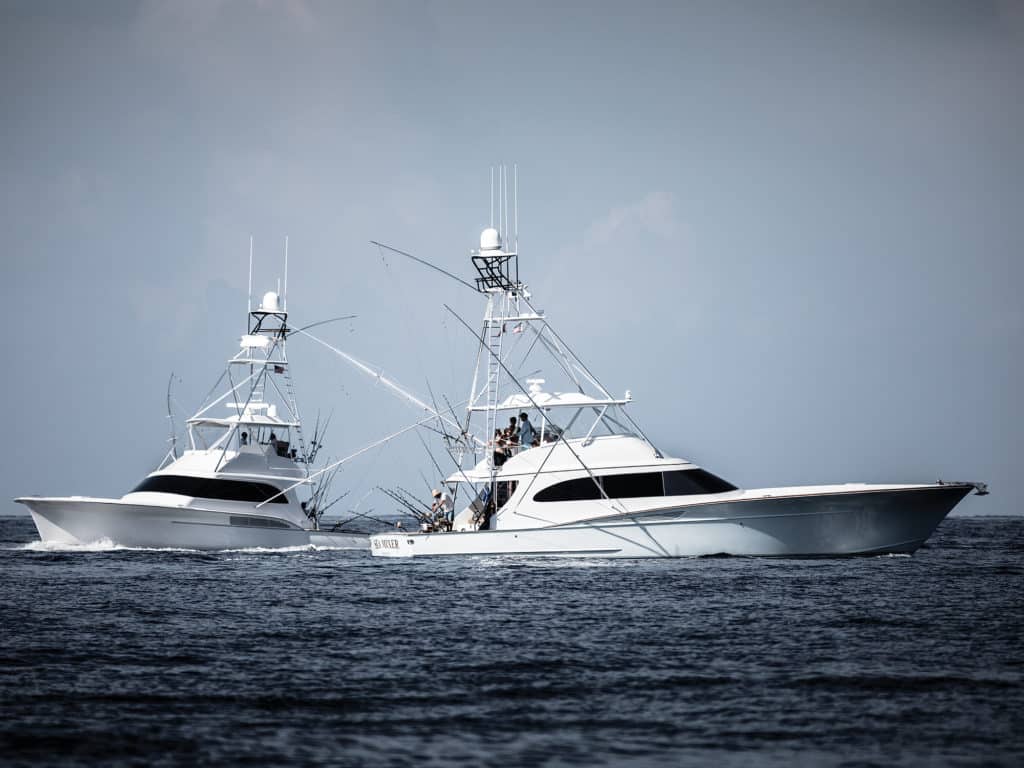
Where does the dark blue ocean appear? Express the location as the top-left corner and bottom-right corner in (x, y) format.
(1, 515), (1021, 767)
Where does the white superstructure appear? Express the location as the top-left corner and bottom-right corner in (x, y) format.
(18, 287), (366, 550)
(370, 171), (985, 558)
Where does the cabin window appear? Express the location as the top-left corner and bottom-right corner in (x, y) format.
(601, 471), (664, 499)
(131, 475), (289, 504)
(533, 477), (603, 503)
(533, 468), (736, 502)
(663, 469), (736, 495)
(229, 516), (291, 528)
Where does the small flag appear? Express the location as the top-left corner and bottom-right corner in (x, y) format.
(512, 322), (524, 334)
(273, 364), (285, 374)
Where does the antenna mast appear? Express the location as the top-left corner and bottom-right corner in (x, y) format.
(514, 163), (518, 254)
(284, 235), (289, 311)
(248, 236), (254, 314)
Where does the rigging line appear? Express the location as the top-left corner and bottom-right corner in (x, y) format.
(424, 378), (454, 442)
(441, 314), (461, 404)
(295, 328), (484, 448)
(418, 469), (434, 496)
(256, 414), (439, 507)
(377, 486), (428, 521)
(381, 246), (433, 400)
(462, 315), (486, 437)
(444, 304), (629, 517)
(522, 295), (608, 396)
(416, 422), (452, 438)
(216, 363), (266, 473)
(265, 365), (294, 420)
(529, 324), (583, 391)
(371, 240), (478, 293)
(523, 295), (659, 453)
(285, 314), (357, 338)
(441, 393), (466, 442)
(326, 489), (376, 530)
(338, 440), (387, 510)
(430, 424), (478, 502)
(315, 489), (350, 517)
(195, 369), (228, 414)
(331, 508), (390, 531)
(319, 444), (376, 528)
(516, 323), (546, 372)
(415, 427), (446, 484)
(412, 384), (476, 497)
(415, 422), (466, 505)
(351, 488), (374, 514)
(268, 336), (305, 443)
(191, 367), (261, 420)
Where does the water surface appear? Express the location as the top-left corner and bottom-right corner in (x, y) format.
(1, 516), (1021, 767)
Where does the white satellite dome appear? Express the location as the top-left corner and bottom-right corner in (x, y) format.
(480, 227), (502, 251)
(260, 291), (281, 312)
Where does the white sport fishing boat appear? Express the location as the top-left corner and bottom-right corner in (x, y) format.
(370, 171), (986, 558)
(17, 286), (367, 550)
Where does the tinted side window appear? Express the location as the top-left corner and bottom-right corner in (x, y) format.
(534, 477), (603, 502)
(602, 471), (665, 499)
(230, 516), (291, 528)
(131, 475), (289, 504)
(663, 469), (736, 496)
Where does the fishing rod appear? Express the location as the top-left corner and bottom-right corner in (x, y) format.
(284, 314), (357, 339)
(165, 371), (180, 461)
(329, 508), (397, 531)
(377, 486), (431, 526)
(371, 240), (478, 293)
(314, 487), (349, 519)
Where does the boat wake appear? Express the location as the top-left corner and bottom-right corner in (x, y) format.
(14, 540), (362, 555)
(16, 538), (199, 553)
(474, 555), (620, 568)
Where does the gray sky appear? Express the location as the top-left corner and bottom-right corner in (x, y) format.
(2, 0), (1021, 516)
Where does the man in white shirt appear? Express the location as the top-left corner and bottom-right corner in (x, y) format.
(431, 488), (455, 530)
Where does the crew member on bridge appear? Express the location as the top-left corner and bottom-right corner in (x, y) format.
(518, 412), (536, 449)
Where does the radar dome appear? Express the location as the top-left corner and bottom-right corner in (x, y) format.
(260, 291), (281, 312)
(480, 227), (502, 251)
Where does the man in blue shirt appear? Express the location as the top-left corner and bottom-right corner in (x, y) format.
(518, 412), (536, 449)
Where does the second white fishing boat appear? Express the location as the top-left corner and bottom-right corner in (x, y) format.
(17, 281), (367, 551)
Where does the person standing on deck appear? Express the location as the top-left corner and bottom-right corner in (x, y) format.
(518, 412), (536, 450)
(431, 488), (454, 530)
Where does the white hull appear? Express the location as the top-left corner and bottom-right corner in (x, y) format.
(370, 484), (972, 558)
(17, 497), (368, 550)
